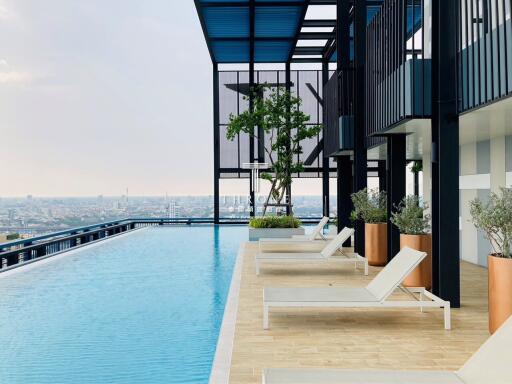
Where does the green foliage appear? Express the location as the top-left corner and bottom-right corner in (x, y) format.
(6, 233), (20, 241)
(249, 215), (301, 229)
(351, 188), (387, 224)
(390, 195), (430, 235)
(226, 85), (322, 206)
(410, 161), (423, 174)
(470, 188), (512, 258)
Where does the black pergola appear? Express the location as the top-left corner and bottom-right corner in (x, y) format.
(195, 0), (461, 308)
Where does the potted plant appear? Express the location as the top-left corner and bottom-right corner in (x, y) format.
(391, 195), (432, 289)
(351, 188), (388, 266)
(226, 85), (321, 216)
(248, 216), (304, 241)
(470, 187), (512, 333)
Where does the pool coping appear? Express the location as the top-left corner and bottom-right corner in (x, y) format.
(209, 243), (245, 384)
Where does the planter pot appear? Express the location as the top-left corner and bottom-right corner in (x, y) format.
(365, 223), (388, 266)
(400, 234), (432, 290)
(248, 227), (305, 242)
(488, 255), (512, 334)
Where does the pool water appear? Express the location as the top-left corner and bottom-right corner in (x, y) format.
(0, 226), (245, 383)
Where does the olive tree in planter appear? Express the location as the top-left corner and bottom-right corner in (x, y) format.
(470, 187), (512, 333)
(351, 188), (388, 266)
(391, 195), (432, 289)
(226, 85), (321, 216)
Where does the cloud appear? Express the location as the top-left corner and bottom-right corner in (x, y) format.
(0, 71), (33, 84)
(0, 4), (10, 20)
(0, 60), (34, 84)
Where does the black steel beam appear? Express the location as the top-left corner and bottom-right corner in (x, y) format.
(337, 156), (352, 245)
(210, 37), (295, 42)
(310, 0), (337, 4)
(303, 19), (337, 28)
(353, 0), (367, 255)
(213, 64), (220, 224)
(300, 32), (336, 40)
(322, 60), (330, 218)
(431, 0), (460, 308)
(249, 0), (256, 217)
(288, 1), (311, 62)
(285, 61), (292, 215)
(378, 160), (386, 192)
(201, 1), (306, 6)
(386, 135), (406, 260)
(295, 46), (325, 55)
(335, 0), (353, 241)
(291, 57), (324, 63)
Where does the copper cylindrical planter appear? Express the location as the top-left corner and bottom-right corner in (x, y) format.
(400, 234), (432, 290)
(488, 255), (512, 334)
(365, 223), (388, 266)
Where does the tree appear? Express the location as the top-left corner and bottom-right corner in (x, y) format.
(226, 85), (321, 215)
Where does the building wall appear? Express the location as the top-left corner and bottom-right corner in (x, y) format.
(459, 135), (512, 267)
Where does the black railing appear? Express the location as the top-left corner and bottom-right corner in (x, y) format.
(366, 0), (431, 142)
(0, 216), (325, 272)
(458, 0), (512, 112)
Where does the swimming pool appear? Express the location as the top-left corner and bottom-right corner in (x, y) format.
(0, 226), (245, 383)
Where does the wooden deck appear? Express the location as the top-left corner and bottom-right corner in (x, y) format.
(228, 241), (489, 383)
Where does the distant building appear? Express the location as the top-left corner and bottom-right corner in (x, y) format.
(8, 209), (16, 223)
(168, 201), (180, 218)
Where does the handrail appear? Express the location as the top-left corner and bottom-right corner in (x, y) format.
(1, 217), (325, 247)
(0, 218), (133, 248)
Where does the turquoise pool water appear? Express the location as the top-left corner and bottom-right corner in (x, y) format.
(0, 226), (245, 383)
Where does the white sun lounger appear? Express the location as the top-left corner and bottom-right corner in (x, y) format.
(262, 315), (512, 384)
(255, 228), (367, 276)
(259, 217), (336, 252)
(289, 217), (331, 241)
(263, 246), (450, 330)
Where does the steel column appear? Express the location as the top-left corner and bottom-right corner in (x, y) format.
(336, 0), (353, 238)
(378, 160), (387, 192)
(286, 61), (292, 216)
(249, 0), (256, 217)
(322, 60), (330, 218)
(213, 63), (220, 224)
(353, 0), (368, 255)
(431, 0), (460, 308)
(386, 135), (406, 260)
(337, 156), (352, 245)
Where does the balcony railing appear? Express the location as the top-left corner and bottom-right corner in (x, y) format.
(459, 0), (512, 112)
(366, 0), (431, 141)
(0, 216), (325, 272)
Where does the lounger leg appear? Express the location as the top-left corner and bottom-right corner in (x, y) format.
(444, 302), (451, 330)
(364, 259), (369, 276)
(419, 291), (424, 313)
(263, 304), (269, 329)
(256, 261), (260, 276)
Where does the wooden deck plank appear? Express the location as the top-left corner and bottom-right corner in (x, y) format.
(228, 242), (489, 384)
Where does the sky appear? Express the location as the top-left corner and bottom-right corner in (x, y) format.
(0, 1), (213, 197)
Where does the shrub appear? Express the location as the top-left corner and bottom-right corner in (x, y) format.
(6, 233), (20, 241)
(470, 187), (512, 258)
(351, 188), (387, 224)
(390, 195), (430, 235)
(249, 216), (301, 229)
